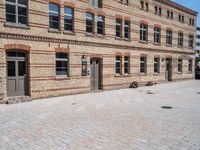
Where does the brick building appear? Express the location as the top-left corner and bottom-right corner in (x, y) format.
(0, 0), (197, 103)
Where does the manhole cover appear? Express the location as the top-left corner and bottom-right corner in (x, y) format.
(161, 106), (173, 109)
(146, 91), (155, 94)
(72, 103), (76, 105)
(197, 92), (200, 94)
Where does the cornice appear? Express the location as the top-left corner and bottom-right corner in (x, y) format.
(0, 32), (195, 55)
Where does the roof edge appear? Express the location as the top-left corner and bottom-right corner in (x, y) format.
(155, 0), (198, 16)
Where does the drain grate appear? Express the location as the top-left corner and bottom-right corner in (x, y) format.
(146, 91), (155, 94)
(197, 92), (200, 94)
(72, 103), (76, 105)
(161, 106), (173, 109)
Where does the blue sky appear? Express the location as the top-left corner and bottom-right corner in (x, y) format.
(172, 0), (200, 27)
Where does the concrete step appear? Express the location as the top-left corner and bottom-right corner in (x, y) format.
(4, 96), (31, 104)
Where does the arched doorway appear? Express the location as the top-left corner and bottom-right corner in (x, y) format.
(6, 51), (28, 97)
(90, 58), (102, 91)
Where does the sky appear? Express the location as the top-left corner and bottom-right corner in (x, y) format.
(172, 0), (200, 27)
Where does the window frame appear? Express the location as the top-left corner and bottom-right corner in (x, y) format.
(124, 56), (130, 74)
(140, 56), (147, 74)
(97, 15), (105, 35)
(154, 57), (160, 73)
(6, 0), (28, 25)
(178, 32), (184, 47)
(115, 56), (122, 75)
(64, 7), (74, 32)
(86, 12), (94, 33)
(140, 23), (148, 42)
(116, 18), (122, 38)
(154, 27), (161, 44)
(49, 3), (60, 30)
(124, 20), (130, 39)
(188, 35), (194, 48)
(56, 52), (69, 76)
(188, 59), (193, 72)
(166, 30), (173, 46)
(178, 58), (183, 73)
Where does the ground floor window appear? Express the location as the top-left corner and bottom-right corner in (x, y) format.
(188, 59), (193, 72)
(115, 56), (122, 74)
(124, 56), (130, 74)
(140, 56), (147, 73)
(154, 57), (160, 73)
(178, 58), (182, 73)
(56, 53), (69, 76)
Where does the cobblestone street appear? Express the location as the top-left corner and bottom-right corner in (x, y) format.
(0, 80), (200, 150)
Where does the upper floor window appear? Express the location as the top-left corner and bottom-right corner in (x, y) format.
(86, 12), (94, 33)
(64, 7), (74, 32)
(115, 56), (122, 75)
(90, 0), (102, 8)
(124, 20), (130, 39)
(197, 35), (200, 39)
(179, 14), (184, 23)
(124, 0), (129, 5)
(140, 23), (148, 42)
(167, 10), (173, 19)
(154, 27), (161, 44)
(166, 30), (173, 46)
(124, 56), (130, 74)
(6, 0), (28, 25)
(49, 3), (60, 29)
(178, 32), (183, 47)
(140, 1), (148, 11)
(56, 53), (69, 76)
(116, 18), (122, 38)
(189, 18), (195, 26)
(97, 15), (105, 35)
(188, 35), (194, 48)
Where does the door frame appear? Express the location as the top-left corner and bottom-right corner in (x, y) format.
(6, 50), (29, 97)
(90, 57), (102, 91)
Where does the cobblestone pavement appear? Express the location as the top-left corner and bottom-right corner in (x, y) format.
(0, 80), (200, 150)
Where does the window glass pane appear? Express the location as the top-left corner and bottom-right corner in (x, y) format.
(56, 61), (68, 75)
(18, 0), (27, 5)
(56, 53), (68, 59)
(6, 4), (16, 23)
(18, 6), (27, 16)
(64, 7), (72, 15)
(7, 61), (16, 76)
(18, 61), (26, 76)
(6, 0), (16, 3)
(49, 3), (59, 12)
(7, 52), (17, 57)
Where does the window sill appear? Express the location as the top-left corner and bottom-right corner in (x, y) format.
(153, 42), (161, 46)
(63, 31), (76, 35)
(54, 76), (70, 80)
(188, 47), (194, 50)
(166, 44), (173, 47)
(85, 32), (95, 37)
(124, 38), (131, 42)
(48, 29), (61, 33)
(139, 40), (148, 44)
(178, 46), (183, 49)
(153, 73), (160, 76)
(177, 72), (182, 74)
(96, 34), (105, 38)
(123, 74), (131, 77)
(115, 74), (123, 77)
(140, 73), (147, 76)
(115, 37), (123, 40)
(4, 22), (30, 30)
(188, 71), (193, 74)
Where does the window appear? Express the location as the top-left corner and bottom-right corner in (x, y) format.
(90, 0), (102, 8)
(86, 12), (94, 33)
(179, 14), (181, 22)
(197, 42), (200, 46)
(167, 10), (170, 18)
(158, 7), (162, 15)
(197, 35), (200, 39)
(140, 1), (144, 10)
(97, 15), (105, 35)
(179, 14), (184, 23)
(166, 30), (172, 45)
(116, 18), (122, 38)
(49, 3), (60, 29)
(178, 32), (183, 47)
(124, 0), (129, 5)
(124, 20), (130, 39)
(188, 59), (193, 72)
(171, 12), (173, 19)
(124, 56), (130, 74)
(167, 10), (173, 19)
(115, 56), (122, 74)
(188, 35), (194, 48)
(145, 2), (149, 11)
(6, 0), (28, 25)
(182, 16), (184, 23)
(154, 27), (161, 43)
(64, 7), (73, 32)
(56, 53), (69, 76)
(178, 59), (182, 73)
(140, 24), (148, 42)
(140, 56), (147, 73)
(155, 6), (158, 14)
(154, 57), (160, 73)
